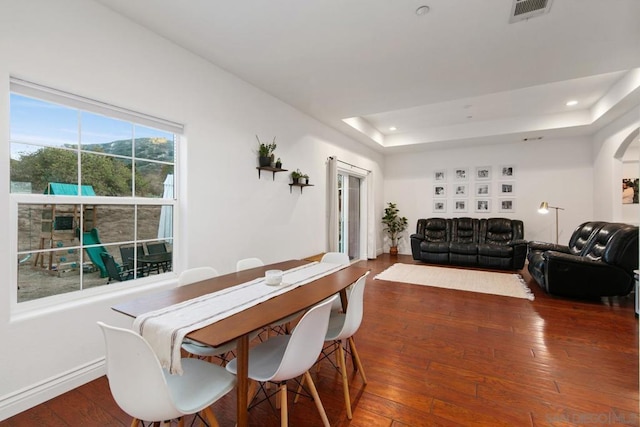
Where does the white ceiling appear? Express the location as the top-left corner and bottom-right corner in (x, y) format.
(95, 0), (640, 152)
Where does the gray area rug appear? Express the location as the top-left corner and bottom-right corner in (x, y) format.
(374, 263), (534, 300)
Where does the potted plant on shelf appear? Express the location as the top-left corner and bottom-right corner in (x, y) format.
(291, 169), (301, 184)
(275, 157), (282, 169)
(256, 135), (277, 167)
(302, 173), (309, 184)
(381, 202), (408, 256)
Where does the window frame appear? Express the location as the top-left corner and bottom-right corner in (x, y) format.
(9, 78), (182, 309)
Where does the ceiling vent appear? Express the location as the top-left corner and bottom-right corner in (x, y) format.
(509, 0), (553, 23)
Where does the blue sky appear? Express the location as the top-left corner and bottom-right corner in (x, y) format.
(10, 94), (172, 159)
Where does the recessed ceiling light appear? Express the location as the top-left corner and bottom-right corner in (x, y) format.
(566, 100), (578, 106)
(415, 5), (430, 16)
(389, 126), (397, 131)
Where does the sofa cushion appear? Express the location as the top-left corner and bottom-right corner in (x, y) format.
(477, 243), (513, 258)
(449, 242), (478, 255)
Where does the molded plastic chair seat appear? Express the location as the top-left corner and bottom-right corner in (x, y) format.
(226, 296), (337, 427)
(97, 322), (236, 426)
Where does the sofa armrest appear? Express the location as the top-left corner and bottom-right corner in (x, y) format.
(509, 239), (528, 269)
(528, 241), (569, 253)
(543, 251), (634, 297)
(410, 234), (424, 260)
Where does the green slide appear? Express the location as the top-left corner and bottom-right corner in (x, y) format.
(82, 228), (108, 278)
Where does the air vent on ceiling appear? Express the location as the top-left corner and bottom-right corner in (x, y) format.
(509, 0), (553, 23)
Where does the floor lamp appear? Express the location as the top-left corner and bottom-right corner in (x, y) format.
(538, 201), (564, 244)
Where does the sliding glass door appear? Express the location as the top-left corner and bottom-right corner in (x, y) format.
(338, 172), (362, 260)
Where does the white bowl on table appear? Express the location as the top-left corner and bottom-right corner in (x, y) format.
(265, 269), (283, 286)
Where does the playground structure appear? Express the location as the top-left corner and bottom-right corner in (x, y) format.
(32, 183), (98, 276)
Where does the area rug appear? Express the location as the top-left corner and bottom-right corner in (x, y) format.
(374, 263), (534, 300)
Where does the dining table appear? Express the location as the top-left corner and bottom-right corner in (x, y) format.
(112, 259), (369, 427)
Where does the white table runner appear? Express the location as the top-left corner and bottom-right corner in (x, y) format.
(133, 262), (345, 374)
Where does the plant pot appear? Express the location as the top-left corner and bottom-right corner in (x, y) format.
(389, 246), (399, 256)
(275, 162), (282, 169)
(258, 156), (271, 167)
(298, 177), (306, 185)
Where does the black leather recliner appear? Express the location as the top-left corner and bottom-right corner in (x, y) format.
(528, 221), (638, 298)
(410, 217), (527, 270)
(478, 218), (528, 270)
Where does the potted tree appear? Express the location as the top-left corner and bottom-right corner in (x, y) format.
(256, 135), (277, 167)
(381, 202), (408, 256)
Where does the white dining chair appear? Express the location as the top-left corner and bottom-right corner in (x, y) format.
(236, 257), (264, 271)
(236, 257), (300, 335)
(178, 266), (259, 365)
(225, 296), (337, 427)
(97, 321), (236, 427)
(320, 252), (351, 311)
(308, 271), (369, 419)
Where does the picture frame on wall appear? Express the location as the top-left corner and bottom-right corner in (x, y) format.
(433, 200), (447, 213)
(433, 184), (447, 198)
(476, 166), (492, 180)
(500, 165), (516, 179)
(454, 183), (468, 196)
(434, 170), (446, 181)
(475, 199), (491, 213)
(453, 199), (467, 213)
(499, 198), (516, 213)
(499, 181), (515, 195)
(454, 167), (469, 181)
(475, 182), (491, 196)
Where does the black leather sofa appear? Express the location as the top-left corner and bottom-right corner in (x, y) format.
(410, 217), (527, 270)
(527, 221), (638, 298)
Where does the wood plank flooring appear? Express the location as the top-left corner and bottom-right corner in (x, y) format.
(2, 254), (638, 426)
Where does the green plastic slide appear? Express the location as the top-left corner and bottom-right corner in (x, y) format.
(82, 228), (108, 278)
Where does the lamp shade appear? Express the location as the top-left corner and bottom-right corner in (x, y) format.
(538, 201), (549, 214)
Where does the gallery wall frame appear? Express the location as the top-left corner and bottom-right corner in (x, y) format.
(475, 199), (491, 213)
(433, 184), (447, 198)
(476, 166), (492, 180)
(453, 183), (468, 197)
(433, 200), (447, 212)
(454, 167), (469, 181)
(498, 198), (516, 213)
(475, 182), (491, 196)
(434, 170), (446, 181)
(453, 199), (468, 213)
(500, 165), (516, 179)
(499, 181), (515, 195)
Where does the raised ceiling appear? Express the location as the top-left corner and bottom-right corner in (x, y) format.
(95, 0), (640, 152)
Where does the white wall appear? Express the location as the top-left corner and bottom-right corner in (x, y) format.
(0, 0), (384, 419)
(593, 107), (640, 223)
(384, 137), (595, 253)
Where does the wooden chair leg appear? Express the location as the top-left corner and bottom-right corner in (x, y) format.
(130, 419), (139, 427)
(337, 343), (353, 419)
(177, 417), (185, 427)
(247, 380), (258, 408)
(203, 406), (220, 427)
(348, 337), (367, 384)
(280, 383), (288, 427)
(303, 371), (330, 427)
(294, 374), (305, 404)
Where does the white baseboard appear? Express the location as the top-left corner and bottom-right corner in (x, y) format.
(0, 358), (106, 421)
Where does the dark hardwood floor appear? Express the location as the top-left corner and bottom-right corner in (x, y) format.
(3, 254), (638, 426)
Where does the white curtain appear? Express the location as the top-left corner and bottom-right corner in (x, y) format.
(327, 157), (339, 252)
(366, 172), (376, 259)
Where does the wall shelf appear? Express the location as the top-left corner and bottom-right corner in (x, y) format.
(289, 183), (314, 193)
(256, 166), (288, 180)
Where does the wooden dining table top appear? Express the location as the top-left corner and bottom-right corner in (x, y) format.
(112, 259), (370, 348)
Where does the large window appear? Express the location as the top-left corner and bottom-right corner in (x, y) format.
(10, 79), (180, 303)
